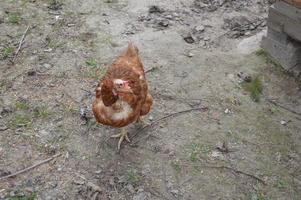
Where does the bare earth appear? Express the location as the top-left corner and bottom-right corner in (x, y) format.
(0, 0), (301, 199)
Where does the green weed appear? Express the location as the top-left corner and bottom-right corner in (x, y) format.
(255, 49), (281, 68)
(242, 76), (263, 102)
(15, 101), (30, 110)
(8, 114), (32, 128)
(1, 46), (15, 59)
(8, 13), (21, 24)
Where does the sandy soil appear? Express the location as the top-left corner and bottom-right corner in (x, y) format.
(0, 0), (300, 199)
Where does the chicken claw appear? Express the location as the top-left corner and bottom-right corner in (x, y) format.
(111, 128), (130, 150)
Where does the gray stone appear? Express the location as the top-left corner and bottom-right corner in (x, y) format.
(268, 2), (301, 42)
(267, 27), (289, 45)
(0, 124), (8, 131)
(195, 25), (205, 32)
(261, 36), (301, 70)
(133, 192), (147, 200)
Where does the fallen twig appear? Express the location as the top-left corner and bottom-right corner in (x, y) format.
(181, 163), (266, 184)
(11, 25), (30, 63)
(207, 165), (266, 184)
(266, 98), (301, 117)
(145, 66), (160, 73)
(0, 153), (61, 181)
(130, 107), (209, 146)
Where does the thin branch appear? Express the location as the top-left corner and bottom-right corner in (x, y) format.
(181, 163), (266, 184)
(207, 165), (266, 184)
(0, 153), (61, 181)
(12, 25), (30, 63)
(130, 107), (209, 146)
(145, 66), (160, 73)
(266, 98), (301, 117)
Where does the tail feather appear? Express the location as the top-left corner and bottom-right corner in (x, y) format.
(124, 42), (139, 57)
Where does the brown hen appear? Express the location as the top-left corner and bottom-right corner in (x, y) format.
(92, 43), (153, 150)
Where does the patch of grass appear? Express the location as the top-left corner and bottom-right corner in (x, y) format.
(8, 13), (21, 24)
(8, 192), (37, 200)
(8, 114), (32, 128)
(1, 46), (15, 59)
(86, 120), (102, 130)
(48, 39), (64, 49)
(126, 170), (140, 185)
(84, 59), (106, 79)
(276, 179), (289, 189)
(188, 143), (210, 162)
(242, 76), (263, 102)
(86, 58), (97, 67)
(251, 192), (269, 200)
(0, 80), (11, 93)
(255, 49), (282, 68)
(15, 101), (30, 110)
(171, 160), (181, 174)
(47, 0), (63, 10)
(34, 106), (52, 118)
(61, 103), (78, 114)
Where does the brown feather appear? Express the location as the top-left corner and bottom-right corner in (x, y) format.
(92, 43), (153, 128)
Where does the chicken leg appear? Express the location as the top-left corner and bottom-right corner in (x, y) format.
(111, 127), (130, 150)
(137, 117), (150, 127)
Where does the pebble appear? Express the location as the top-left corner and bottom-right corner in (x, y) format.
(9, 191), (16, 197)
(27, 70), (36, 76)
(170, 189), (179, 196)
(204, 37), (210, 41)
(126, 184), (135, 194)
(137, 188), (144, 193)
(0, 124), (8, 131)
(148, 115), (154, 121)
(73, 179), (85, 185)
(94, 170), (102, 174)
(158, 20), (169, 27)
(165, 14), (173, 19)
(280, 120), (287, 125)
(133, 192), (147, 200)
(187, 52), (194, 57)
(244, 31), (251, 36)
(183, 34), (195, 44)
(195, 25), (205, 32)
(43, 63), (52, 69)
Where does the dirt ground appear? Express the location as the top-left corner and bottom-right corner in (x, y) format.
(0, 0), (301, 199)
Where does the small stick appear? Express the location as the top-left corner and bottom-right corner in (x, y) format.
(266, 98), (301, 117)
(12, 25), (30, 63)
(145, 66), (160, 73)
(0, 153), (61, 181)
(130, 107), (209, 145)
(207, 165), (266, 184)
(181, 163), (266, 184)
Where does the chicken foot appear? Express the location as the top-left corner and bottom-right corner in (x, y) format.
(111, 127), (130, 150)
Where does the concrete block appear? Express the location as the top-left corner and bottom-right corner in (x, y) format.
(282, 0), (301, 9)
(268, 1), (301, 42)
(275, 1), (301, 21)
(267, 27), (289, 45)
(261, 36), (301, 70)
(282, 0), (301, 8)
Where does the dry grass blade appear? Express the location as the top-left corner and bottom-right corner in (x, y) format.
(11, 25), (30, 63)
